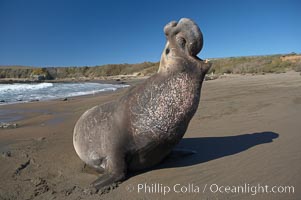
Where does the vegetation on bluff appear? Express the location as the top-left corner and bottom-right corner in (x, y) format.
(0, 53), (300, 81)
(209, 53), (301, 74)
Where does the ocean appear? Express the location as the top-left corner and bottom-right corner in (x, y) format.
(0, 82), (128, 105)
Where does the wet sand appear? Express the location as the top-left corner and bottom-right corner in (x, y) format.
(0, 72), (300, 200)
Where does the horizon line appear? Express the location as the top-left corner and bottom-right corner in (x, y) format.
(1, 52), (300, 68)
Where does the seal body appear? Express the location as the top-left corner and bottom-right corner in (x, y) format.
(73, 18), (211, 189)
(125, 70), (202, 170)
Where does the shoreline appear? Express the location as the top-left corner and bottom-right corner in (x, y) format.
(0, 84), (132, 123)
(0, 78), (147, 107)
(0, 85), (130, 107)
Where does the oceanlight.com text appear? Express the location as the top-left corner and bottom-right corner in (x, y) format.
(125, 182), (295, 196)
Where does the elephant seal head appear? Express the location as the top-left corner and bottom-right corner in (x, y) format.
(158, 18), (210, 74)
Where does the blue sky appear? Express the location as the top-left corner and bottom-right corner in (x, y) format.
(0, 0), (300, 67)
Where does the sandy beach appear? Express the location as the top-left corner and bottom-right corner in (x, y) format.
(0, 72), (300, 200)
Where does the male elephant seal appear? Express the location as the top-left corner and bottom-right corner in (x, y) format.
(73, 18), (211, 189)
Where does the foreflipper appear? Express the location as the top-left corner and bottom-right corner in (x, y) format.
(90, 153), (126, 191)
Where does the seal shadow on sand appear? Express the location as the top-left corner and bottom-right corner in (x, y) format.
(130, 131), (279, 174)
(159, 131), (279, 168)
(83, 132), (279, 183)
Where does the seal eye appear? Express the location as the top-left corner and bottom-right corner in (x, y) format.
(176, 36), (186, 49)
(165, 48), (170, 55)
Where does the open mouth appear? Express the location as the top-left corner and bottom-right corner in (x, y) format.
(163, 18), (203, 62)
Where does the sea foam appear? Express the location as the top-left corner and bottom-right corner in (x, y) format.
(0, 83), (53, 92)
(0, 82), (128, 105)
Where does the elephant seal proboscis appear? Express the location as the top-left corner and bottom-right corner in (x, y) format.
(73, 18), (211, 190)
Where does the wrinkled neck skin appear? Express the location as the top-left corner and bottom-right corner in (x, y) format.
(158, 18), (211, 79)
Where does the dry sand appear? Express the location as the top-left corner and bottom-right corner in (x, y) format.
(0, 71), (300, 200)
